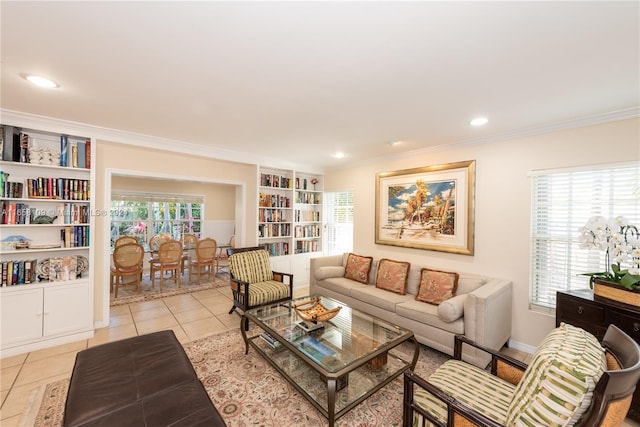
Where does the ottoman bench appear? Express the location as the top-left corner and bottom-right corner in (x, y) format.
(63, 330), (226, 427)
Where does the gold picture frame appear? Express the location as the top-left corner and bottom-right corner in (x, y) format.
(375, 160), (475, 255)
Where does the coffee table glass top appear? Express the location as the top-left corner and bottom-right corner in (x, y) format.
(245, 295), (412, 373)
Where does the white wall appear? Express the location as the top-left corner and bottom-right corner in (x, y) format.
(324, 118), (640, 350)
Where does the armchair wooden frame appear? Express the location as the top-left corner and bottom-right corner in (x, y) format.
(403, 324), (640, 427)
(227, 246), (293, 330)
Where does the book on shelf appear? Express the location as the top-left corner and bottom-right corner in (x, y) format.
(71, 145), (78, 168)
(19, 132), (29, 163)
(77, 141), (86, 168)
(85, 139), (91, 169)
(1, 258), (37, 286)
(60, 135), (68, 167)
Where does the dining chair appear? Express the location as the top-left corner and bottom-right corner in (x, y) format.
(114, 235), (138, 247)
(215, 235), (234, 274)
(111, 243), (145, 298)
(189, 238), (217, 283)
(148, 233), (171, 273)
(149, 240), (183, 292)
(180, 233), (198, 274)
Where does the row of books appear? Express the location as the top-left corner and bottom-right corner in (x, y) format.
(1, 202), (31, 224)
(258, 208), (289, 223)
(259, 193), (291, 208)
(0, 172), (23, 198)
(1, 259), (37, 286)
(60, 136), (91, 169)
(258, 223), (291, 238)
(294, 240), (320, 254)
(61, 226), (90, 248)
(1, 202), (90, 225)
(294, 224), (321, 238)
(294, 209), (320, 222)
(260, 173), (291, 189)
(25, 177), (90, 201)
(0, 125), (90, 169)
(261, 242), (289, 256)
(296, 192), (321, 204)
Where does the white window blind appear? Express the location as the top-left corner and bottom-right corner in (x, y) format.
(323, 191), (354, 256)
(530, 162), (640, 309)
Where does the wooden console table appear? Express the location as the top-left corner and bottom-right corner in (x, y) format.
(556, 289), (640, 422)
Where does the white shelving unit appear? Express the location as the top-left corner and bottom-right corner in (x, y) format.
(0, 125), (95, 357)
(258, 167), (323, 286)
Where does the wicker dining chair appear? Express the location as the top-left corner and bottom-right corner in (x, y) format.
(111, 243), (145, 298)
(189, 238), (217, 283)
(180, 233), (198, 274)
(148, 233), (172, 273)
(149, 240), (183, 292)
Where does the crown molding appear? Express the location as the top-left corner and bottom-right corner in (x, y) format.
(0, 109), (319, 173)
(328, 107), (640, 170)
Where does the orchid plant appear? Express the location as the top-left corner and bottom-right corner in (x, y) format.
(578, 216), (640, 290)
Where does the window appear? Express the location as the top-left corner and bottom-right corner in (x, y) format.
(110, 192), (203, 247)
(323, 191), (354, 256)
(530, 162), (640, 310)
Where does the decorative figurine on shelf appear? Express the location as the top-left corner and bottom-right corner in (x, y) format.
(311, 178), (318, 191)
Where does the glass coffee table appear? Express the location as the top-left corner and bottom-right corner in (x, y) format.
(241, 295), (419, 426)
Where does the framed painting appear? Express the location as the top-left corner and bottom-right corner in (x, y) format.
(375, 160), (475, 255)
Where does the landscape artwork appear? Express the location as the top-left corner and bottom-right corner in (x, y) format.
(375, 161), (475, 255)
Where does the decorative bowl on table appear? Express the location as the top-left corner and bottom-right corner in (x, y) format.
(293, 297), (341, 322)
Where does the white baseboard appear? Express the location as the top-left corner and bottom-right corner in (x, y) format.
(507, 339), (536, 355)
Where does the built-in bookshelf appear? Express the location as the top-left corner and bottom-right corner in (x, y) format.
(258, 167), (323, 258)
(0, 124), (94, 357)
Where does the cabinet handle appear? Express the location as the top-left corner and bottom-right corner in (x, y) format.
(577, 306), (584, 315)
(634, 322), (639, 332)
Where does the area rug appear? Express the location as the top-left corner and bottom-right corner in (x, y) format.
(28, 329), (450, 426)
(110, 272), (230, 307)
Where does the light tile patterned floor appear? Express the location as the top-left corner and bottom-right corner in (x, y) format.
(1, 285), (638, 426)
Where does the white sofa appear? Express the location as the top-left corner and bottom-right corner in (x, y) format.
(309, 254), (513, 368)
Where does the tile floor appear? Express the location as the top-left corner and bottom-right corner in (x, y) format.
(1, 285), (638, 426)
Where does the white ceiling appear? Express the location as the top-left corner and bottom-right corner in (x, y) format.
(1, 1), (638, 170)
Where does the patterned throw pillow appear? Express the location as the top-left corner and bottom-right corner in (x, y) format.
(506, 323), (606, 426)
(343, 253), (373, 284)
(415, 268), (459, 305)
(375, 258), (410, 294)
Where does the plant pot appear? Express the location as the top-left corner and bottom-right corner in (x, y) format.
(593, 279), (640, 307)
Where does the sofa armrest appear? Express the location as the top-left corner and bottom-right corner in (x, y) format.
(310, 255), (345, 288)
(463, 278), (513, 358)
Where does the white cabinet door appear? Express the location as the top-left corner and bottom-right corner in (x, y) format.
(43, 282), (91, 337)
(290, 253), (311, 285)
(1, 288), (43, 346)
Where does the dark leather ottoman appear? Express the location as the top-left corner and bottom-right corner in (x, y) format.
(63, 330), (226, 427)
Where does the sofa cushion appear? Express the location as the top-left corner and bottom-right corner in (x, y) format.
(375, 258), (410, 294)
(350, 285), (411, 312)
(317, 277), (361, 297)
(437, 294), (467, 323)
(456, 275), (488, 295)
(414, 359), (515, 426)
(506, 323), (606, 426)
(344, 253), (373, 284)
(396, 300), (464, 335)
(415, 268), (459, 305)
(315, 266), (345, 281)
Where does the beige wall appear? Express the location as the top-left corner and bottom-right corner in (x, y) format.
(111, 176), (236, 221)
(94, 141), (258, 324)
(324, 118), (640, 350)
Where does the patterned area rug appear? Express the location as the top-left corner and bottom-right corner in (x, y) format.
(110, 272), (230, 306)
(27, 329), (450, 426)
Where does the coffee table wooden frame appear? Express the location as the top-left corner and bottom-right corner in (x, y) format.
(241, 295), (419, 426)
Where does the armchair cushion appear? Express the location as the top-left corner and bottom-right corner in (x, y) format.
(414, 359), (515, 426)
(229, 249), (272, 283)
(506, 322), (606, 426)
(343, 253), (373, 284)
(235, 280), (291, 307)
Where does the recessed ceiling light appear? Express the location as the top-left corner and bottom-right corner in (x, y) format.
(388, 140), (403, 147)
(470, 117), (488, 126)
(24, 74), (59, 88)
(334, 152), (345, 159)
